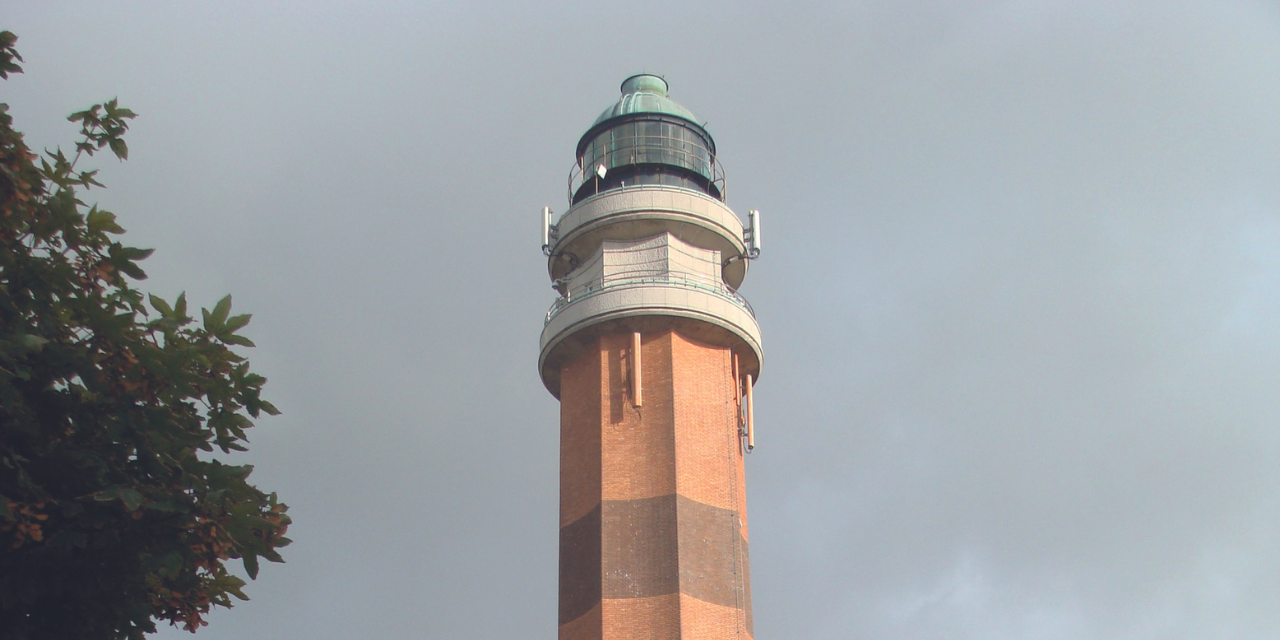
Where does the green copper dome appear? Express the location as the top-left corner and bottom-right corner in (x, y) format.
(571, 74), (722, 205)
(591, 74), (700, 127)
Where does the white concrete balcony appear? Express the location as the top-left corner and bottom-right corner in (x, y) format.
(537, 273), (762, 398)
(546, 185), (751, 290)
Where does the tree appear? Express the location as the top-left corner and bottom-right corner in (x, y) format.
(0, 32), (290, 639)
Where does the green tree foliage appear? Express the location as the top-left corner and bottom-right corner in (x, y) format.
(0, 32), (290, 639)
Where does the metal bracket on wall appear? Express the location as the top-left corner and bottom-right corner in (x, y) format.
(631, 332), (643, 407)
(541, 206), (559, 256)
(743, 209), (761, 259)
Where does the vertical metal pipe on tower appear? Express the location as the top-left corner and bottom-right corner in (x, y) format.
(539, 74), (764, 640)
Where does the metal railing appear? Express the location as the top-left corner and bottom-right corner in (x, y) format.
(545, 272), (755, 325)
(567, 144), (727, 204)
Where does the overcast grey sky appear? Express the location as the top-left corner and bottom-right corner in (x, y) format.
(7, 1), (1280, 638)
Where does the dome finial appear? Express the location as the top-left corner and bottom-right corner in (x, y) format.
(621, 74), (668, 96)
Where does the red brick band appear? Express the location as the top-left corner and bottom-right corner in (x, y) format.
(557, 329), (754, 637)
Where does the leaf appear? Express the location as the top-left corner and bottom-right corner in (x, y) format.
(0, 30), (23, 79)
(223, 335), (256, 347)
(107, 137), (128, 160)
(119, 488), (143, 511)
(0, 494), (12, 521)
(115, 258), (148, 280)
(116, 246), (154, 261)
(19, 334), (48, 351)
(87, 208), (124, 234)
(224, 313), (252, 333)
(148, 294), (173, 316)
(107, 244), (153, 280)
(242, 553), (259, 580)
(78, 169), (105, 188)
(141, 500), (188, 513)
(47, 529), (88, 551)
(212, 295), (232, 326)
(93, 486), (143, 511)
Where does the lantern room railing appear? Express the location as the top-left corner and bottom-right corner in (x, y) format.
(567, 141), (727, 205)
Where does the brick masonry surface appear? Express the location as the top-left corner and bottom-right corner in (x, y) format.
(558, 329), (753, 639)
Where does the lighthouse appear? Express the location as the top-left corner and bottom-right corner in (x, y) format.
(540, 74), (763, 640)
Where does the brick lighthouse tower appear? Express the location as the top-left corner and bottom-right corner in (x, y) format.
(539, 74), (764, 639)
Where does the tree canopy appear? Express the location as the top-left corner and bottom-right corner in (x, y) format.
(0, 31), (289, 639)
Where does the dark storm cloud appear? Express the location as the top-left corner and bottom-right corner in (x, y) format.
(6, 1), (1278, 638)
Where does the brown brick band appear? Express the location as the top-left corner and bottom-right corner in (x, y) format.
(559, 494), (750, 628)
(601, 494), (680, 598)
(559, 503), (602, 625)
(675, 495), (750, 613)
(559, 602), (601, 640)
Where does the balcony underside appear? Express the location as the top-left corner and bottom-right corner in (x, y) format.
(539, 283), (763, 398)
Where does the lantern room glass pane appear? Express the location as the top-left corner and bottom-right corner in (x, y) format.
(573, 115), (720, 205)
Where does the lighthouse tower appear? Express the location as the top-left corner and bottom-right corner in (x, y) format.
(540, 75), (763, 640)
